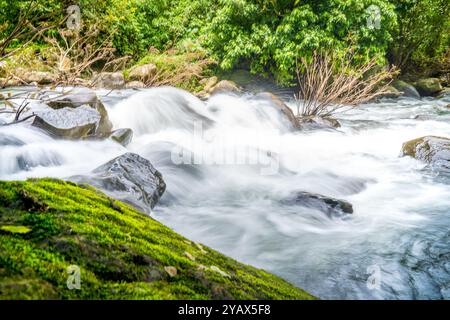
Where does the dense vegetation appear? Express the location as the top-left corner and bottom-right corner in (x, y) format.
(0, 0), (449, 86)
(0, 178), (315, 299)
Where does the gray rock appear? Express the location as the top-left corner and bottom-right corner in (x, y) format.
(128, 64), (156, 82)
(69, 153), (166, 212)
(32, 105), (101, 139)
(281, 191), (353, 218)
(401, 136), (450, 173)
(92, 72), (125, 89)
(413, 78), (443, 96)
(47, 88), (113, 134)
(392, 80), (420, 98)
(109, 128), (133, 146)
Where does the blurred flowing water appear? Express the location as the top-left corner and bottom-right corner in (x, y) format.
(1, 86), (450, 299)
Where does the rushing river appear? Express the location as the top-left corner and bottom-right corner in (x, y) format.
(1, 86), (450, 299)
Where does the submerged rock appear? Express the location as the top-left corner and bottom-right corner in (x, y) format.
(109, 128), (133, 146)
(255, 92), (299, 130)
(392, 80), (420, 98)
(297, 116), (341, 130)
(413, 78), (443, 96)
(281, 191), (353, 218)
(0, 133), (25, 146)
(401, 136), (450, 173)
(69, 153), (166, 212)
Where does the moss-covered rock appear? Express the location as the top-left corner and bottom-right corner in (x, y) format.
(401, 136), (450, 173)
(0, 178), (314, 300)
(392, 80), (420, 98)
(413, 78), (443, 96)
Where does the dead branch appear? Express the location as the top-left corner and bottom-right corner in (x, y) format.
(295, 49), (398, 117)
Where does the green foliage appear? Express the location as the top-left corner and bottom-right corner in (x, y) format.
(0, 179), (315, 300)
(388, 0), (450, 76)
(203, 0), (397, 84)
(1, 0), (448, 85)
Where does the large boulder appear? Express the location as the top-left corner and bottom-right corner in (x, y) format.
(401, 136), (450, 173)
(31, 105), (102, 139)
(47, 88), (113, 134)
(92, 72), (125, 89)
(281, 191), (353, 218)
(127, 64), (157, 82)
(69, 153), (166, 212)
(392, 80), (420, 98)
(413, 78), (443, 96)
(255, 92), (299, 130)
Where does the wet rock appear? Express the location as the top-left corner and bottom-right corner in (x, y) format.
(69, 153), (166, 212)
(209, 80), (241, 95)
(392, 80), (420, 98)
(281, 191), (353, 218)
(109, 128), (133, 146)
(47, 88), (113, 134)
(297, 116), (341, 131)
(380, 86), (402, 98)
(413, 78), (443, 96)
(92, 72), (125, 89)
(401, 136), (450, 173)
(255, 92), (299, 130)
(128, 64), (156, 82)
(32, 105), (101, 139)
(125, 81), (146, 89)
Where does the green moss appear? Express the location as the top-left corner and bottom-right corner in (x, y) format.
(0, 178), (315, 300)
(0, 225), (32, 234)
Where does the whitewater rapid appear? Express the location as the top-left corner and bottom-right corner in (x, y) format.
(1, 86), (450, 299)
